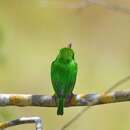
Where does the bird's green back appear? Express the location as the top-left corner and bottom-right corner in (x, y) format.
(51, 47), (77, 97)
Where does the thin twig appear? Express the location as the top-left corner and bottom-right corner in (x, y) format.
(39, 1), (91, 8)
(0, 117), (42, 130)
(61, 75), (130, 130)
(38, 0), (130, 15)
(88, 0), (130, 14)
(105, 75), (130, 93)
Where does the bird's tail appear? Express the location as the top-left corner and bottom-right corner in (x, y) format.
(57, 97), (64, 115)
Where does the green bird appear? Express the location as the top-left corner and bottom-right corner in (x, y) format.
(51, 44), (77, 115)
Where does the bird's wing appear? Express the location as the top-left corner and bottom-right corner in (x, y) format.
(64, 62), (77, 95)
(51, 61), (62, 94)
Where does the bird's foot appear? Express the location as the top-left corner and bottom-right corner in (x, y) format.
(64, 93), (75, 106)
(52, 94), (58, 106)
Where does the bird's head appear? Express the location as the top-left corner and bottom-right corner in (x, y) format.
(57, 44), (75, 62)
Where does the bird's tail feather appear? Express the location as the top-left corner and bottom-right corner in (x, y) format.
(57, 97), (64, 115)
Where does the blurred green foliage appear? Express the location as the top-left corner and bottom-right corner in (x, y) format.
(0, 26), (4, 46)
(0, 108), (13, 121)
(0, 26), (6, 65)
(0, 28), (10, 120)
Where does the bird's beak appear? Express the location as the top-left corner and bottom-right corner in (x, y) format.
(67, 43), (72, 48)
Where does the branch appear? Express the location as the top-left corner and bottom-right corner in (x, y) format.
(0, 117), (42, 130)
(0, 90), (130, 107)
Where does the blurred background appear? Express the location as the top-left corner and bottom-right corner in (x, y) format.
(0, 0), (130, 130)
